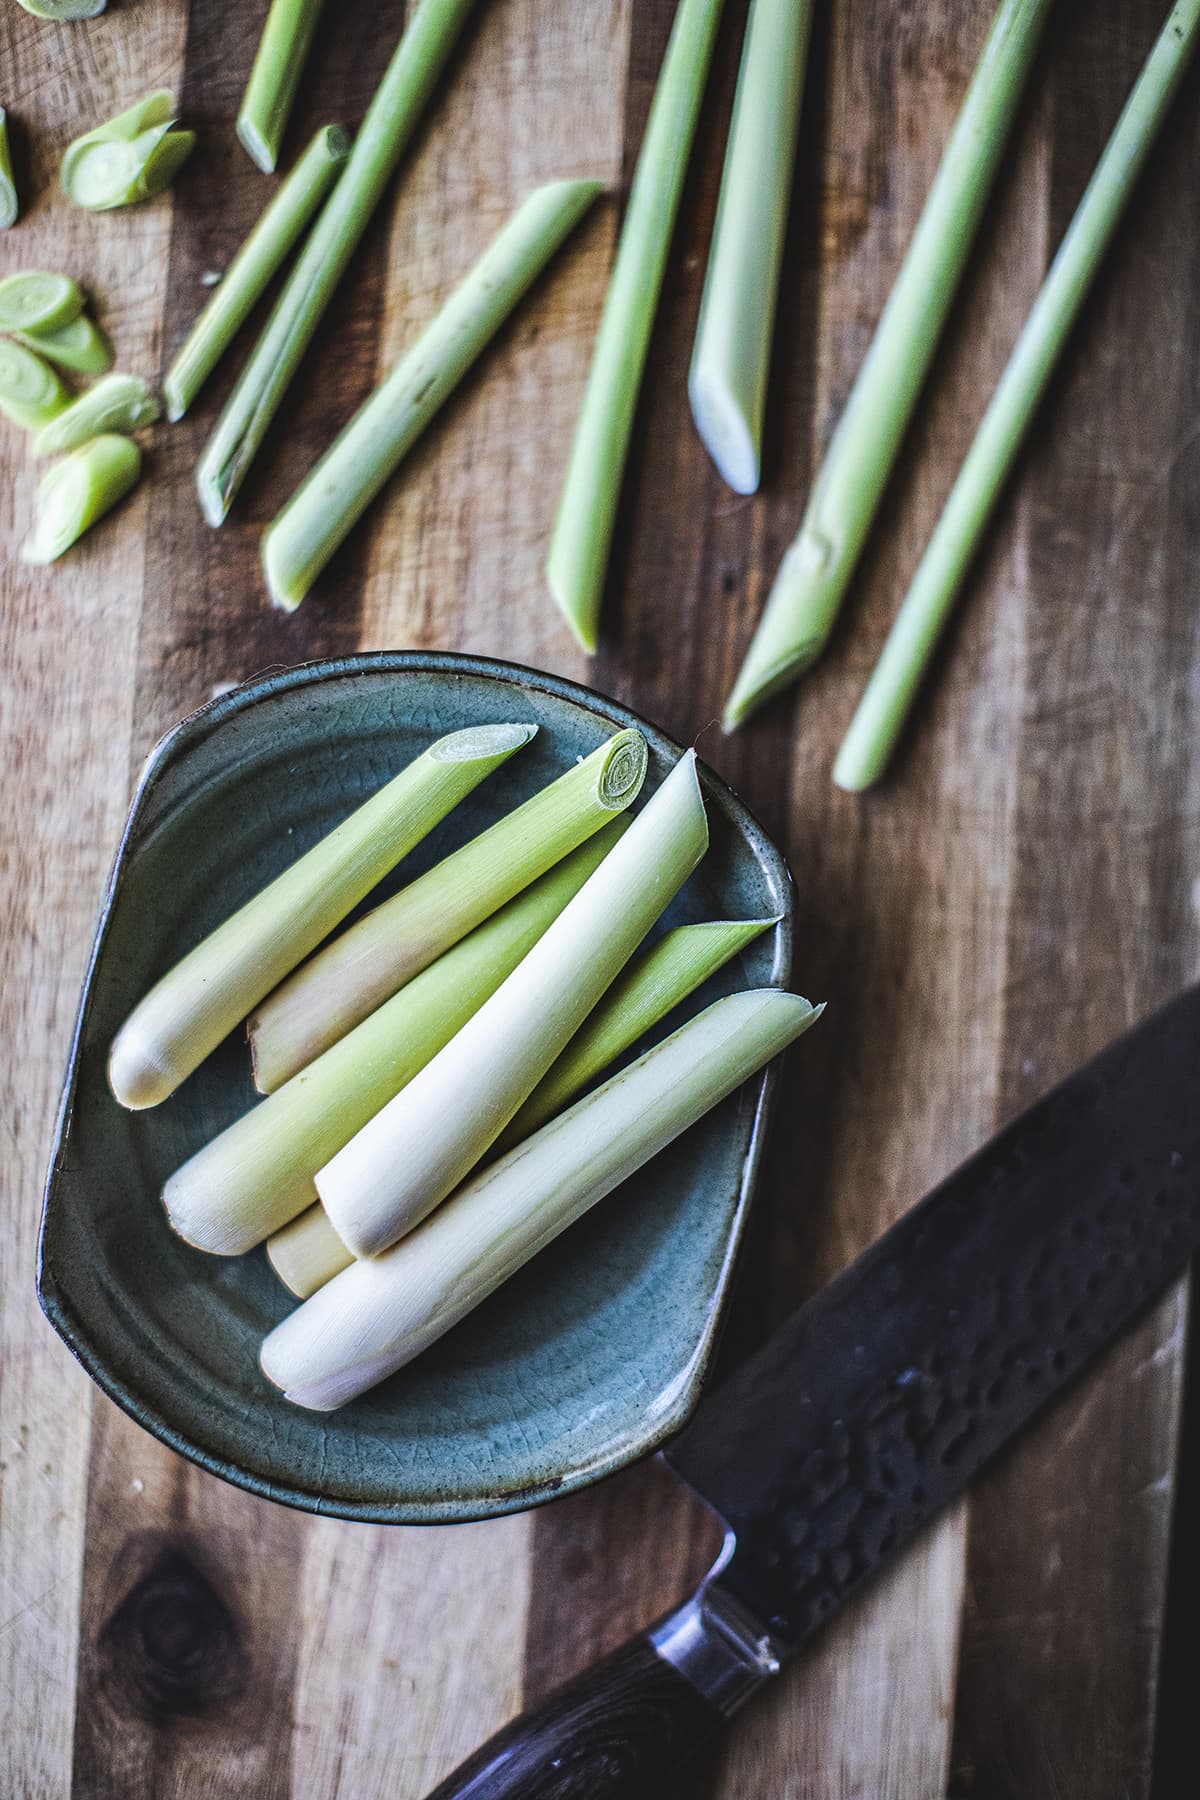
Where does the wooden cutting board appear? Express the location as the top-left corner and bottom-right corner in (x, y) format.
(2, 1), (1197, 1794)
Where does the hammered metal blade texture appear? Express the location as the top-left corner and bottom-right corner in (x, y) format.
(666, 985), (1200, 1653)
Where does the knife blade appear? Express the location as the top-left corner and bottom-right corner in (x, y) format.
(426, 984), (1200, 1800)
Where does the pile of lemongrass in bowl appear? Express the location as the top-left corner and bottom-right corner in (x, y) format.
(39, 652), (813, 1523)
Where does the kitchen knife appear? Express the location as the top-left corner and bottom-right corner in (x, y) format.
(427, 984), (1200, 1800)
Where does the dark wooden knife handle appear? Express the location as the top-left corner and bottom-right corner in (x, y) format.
(423, 1633), (726, 1800)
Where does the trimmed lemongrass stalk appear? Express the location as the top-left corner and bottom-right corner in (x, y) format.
(18, 313), (114, 375)
(722, 0), (1055, 731)
(0, 110), (17, 229)
(264, 988), (820, 1409)
(34, 373), (160, 455)
(21, 433), (140, 563)
(271, 904), (771, 1296)
(0, 338), (70, 431)
(688, 0), (813, 493)
(196, 0), (481, 526)
(317, 750), (710, 1258)
(16, 0), (104, 16)
(170, 826), (626, 1259)
(62, 92), (194, 210)
(249, 729), (649, 1090)
(107, 722), (535, 1112)
(164, 124), (351, 421)
(264, 178), (603, 611)
(0, 270), (84, 334)
(238, 0), (329, 173)
(546, 0), (725, 652)
(835, 0), (1200, 793)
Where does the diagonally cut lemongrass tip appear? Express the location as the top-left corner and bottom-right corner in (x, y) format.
(688, 364), (761, 496)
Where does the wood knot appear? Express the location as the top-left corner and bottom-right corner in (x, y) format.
(98, 1543), (248, 1724)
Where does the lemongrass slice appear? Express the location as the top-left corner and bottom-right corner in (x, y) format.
(33, 372), (160, 456)
(722, 0), (1055, 729)
(264, 987), (819, 1409)
(164, 825), (625, 1257)
(21, 434), (139, 563)
(317, 749), (710, 1258)
(164, 124), (351, 421)
(263, 177), (603, 610)
(16, 0), (105, 15)
(238, 0), (330, 174)
(834, 0), (1200, 792)
(546, 0), (725, 653)
(0, 270), (84, 334)
(17, 313), (114, 375)
(689, 0), (813, 493)
(196, 0), (481, 525)
(107, 722), (535, 1111)
(0, 338), (70, 431)
(249, 729), (649, 1090)
(0, 110), (17, 229)
(62, 92), (194, 210)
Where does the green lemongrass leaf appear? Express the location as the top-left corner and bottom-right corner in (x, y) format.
(834, 0), (1200, 794)
(316, 749), (710, 1259)
(196, 0), (481, 526)
(34, 373), (160, 455)
(0, 337), (70, 431)
(546, 0), (725, 653)
(163, 124), (351, 421)
(263, 177), (603, 610)
(107, 722), (537, 1111)
(169, 825), (627, 1259)
(689, 0), (814, 494)
(238, 0), (330, 174)
(62, 94), (194, 210)
(21, 433), (140, 564)
(249, 728), (649, 1090)
(497, 914), (778, 1149)
(722, 0), (1055, 730)
(264, 988), (821, 1410)
(0, 269), (84, 333)
(15, 0), (105, 17)
(18, 312), (114, 375)
(0, 111), (20, 229)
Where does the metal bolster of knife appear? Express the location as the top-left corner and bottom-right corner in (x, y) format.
(648, 1533), (783, 1715)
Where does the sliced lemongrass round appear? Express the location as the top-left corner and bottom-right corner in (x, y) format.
(62, 95), (195, 211)
(21, 434), (141, 564)
(33, 373), (160, 456)
(249, 728), (649, 1091)
(0, 110), (19, 230)
(17, 312), (114, 375)
(107, 722), (536, 1111)
(316, 749), (710, 1259)
(0, 338), (70, 431)
(0, 270), (84, 334)
(166, 824), (626, 1258)
(263, 988), (822, 1410)
(16, 0), (106, 15)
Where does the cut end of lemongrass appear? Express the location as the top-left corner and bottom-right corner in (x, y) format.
(34, 373), (161, 456)
(235, 115), (277, 175)
(721, 636), (824, 733)
(0, 270), (84, 335)
(17, 313), (114, 376)
(545, 555), (600, 656)
(22, 434), (141, 565)
(0, 337), (70, 432)
(688, 364), (760, 496)
(430, 721), (537, 763)
(831, 732), (886, 794)
(0, 110), (17, 230)
(17, 0), (106, 15)
(267, 1204), (352, 1297)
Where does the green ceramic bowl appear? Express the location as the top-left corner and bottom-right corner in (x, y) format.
(39, 652), (793, 1523)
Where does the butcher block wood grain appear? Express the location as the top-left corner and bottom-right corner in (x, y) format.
(1, 1), (1197, 1796)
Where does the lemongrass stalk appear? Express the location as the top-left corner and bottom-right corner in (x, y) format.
(317, 750), (710, 1258)
(62, 92), (194, 210)
(0, 270), (84, 334)
(18, 313), (113, 375)
(196, 0), (481, 526)
(722, 0), (1055, 730)
(21, 433), (140, 563)
(0, 338), (70, 431)
(33, 373), (160, 456)
(107, 722), (535, 1111)
(16, 0), (105, 17)
(264, 988), (820, 1409)
(0, 110), (17, 229)
(263, 177), (603, 611)
(546, 0), (725, 653)
(268, 1204), (350, 1298)
(249, 729), (649, 1090)
(164, 124), (351, 421)
(834, 0), (1200, 793)
(168, 826), (626, 1259)
(689, 0), (813, 493)
(237, 0), (329, 173)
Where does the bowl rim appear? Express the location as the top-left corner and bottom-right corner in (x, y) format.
(38, 649), (795, 1524)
